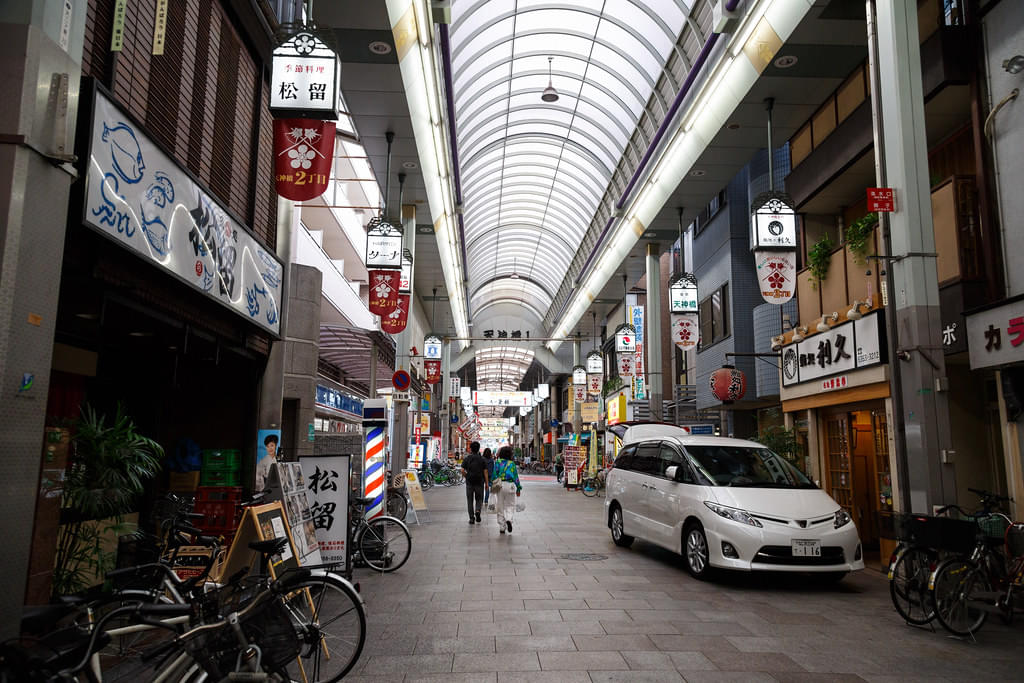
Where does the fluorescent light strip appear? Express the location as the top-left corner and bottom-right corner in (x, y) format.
(547, 0), (812, 352)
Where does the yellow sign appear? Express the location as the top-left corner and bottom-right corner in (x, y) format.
(420, 414), (431, 432)
(607, 395), (627, 425)
(581, 402), (599, 424)
(403, 469), (427, 510)
(111, 0), (126, 51)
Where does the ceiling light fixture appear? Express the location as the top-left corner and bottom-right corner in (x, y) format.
(773, 55), (798, 69)
(368, 40), (393, 55)
(689, 169), (706, 177)
(402, 161), (418, 169)
(541, 57), (560, 103)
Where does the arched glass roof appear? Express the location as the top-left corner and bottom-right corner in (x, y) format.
(450, 0), (688, 315)
(474, 345), (536, 397)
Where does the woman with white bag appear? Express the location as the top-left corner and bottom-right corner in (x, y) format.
(491, 445), (522, 534)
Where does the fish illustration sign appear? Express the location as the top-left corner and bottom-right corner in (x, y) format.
(83, 87), (282, 335)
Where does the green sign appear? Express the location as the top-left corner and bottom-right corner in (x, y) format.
(308, 423), (315, 441)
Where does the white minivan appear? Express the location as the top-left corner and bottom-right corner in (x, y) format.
(605, 424), (864, 580)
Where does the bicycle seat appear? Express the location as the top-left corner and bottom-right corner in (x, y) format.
(352, 496), (375, 506)
(248, 537), (289, 556)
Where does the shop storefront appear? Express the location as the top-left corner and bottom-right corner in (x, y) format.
(314, 384), (364, 434)
(780, 310), (897, 563)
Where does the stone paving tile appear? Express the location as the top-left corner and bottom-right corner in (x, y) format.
(363, 653), (453, 674)
(461, 599), (524, 611)
(496, 589), (551, 599)
(405, 674), (497, 683)
(497, 672), (590, 683)
(666, 651), (718, 671)
(425, 610), (494, 623)
(452, 652), (541, 672)
(494, 608), (563, 622)
(620, 651), (678, 670)
(584, 598), (653, 610)
(650, 634), (740, 652)
(588, 671), (684, 683)
(600, 620), (679, 635)
(680, 673), (775, 683)
(539, 651), (629, 671)
(413, 635), (497, 654)
(771, 674), (868, 683)
(383, 622), (459, 638)
(497, 634), (578, 652)
(572, 634), (659, 651)
(529, 620), (607, 635)
(703, 650), (807, 673)
(674, 620), (753, 636)
(560, 608), (632, 621)
(458, 620), (532, 636)
(627, 609), (700, 622)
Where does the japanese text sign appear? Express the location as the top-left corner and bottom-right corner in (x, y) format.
(750, 194), (797, 250)
(966, 300), (1024, 370)
(867, 187), (895, 213)
(273, 119), (335, 201)
(299, 455), (350, 569)
(781, 311), (884, 387)
(270, 32), (340, 119)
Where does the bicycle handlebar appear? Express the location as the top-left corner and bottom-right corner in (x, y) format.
(968, 487), (1013, 502)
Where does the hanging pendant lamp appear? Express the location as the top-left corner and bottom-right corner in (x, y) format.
(541, 57), (559, 103)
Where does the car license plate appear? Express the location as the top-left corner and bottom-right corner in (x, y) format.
(792, 539), (821, 557)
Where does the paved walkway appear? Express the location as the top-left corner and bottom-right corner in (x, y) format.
(349, 477), (1024, 682)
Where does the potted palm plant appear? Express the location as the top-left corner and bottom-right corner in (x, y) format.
(52, 405), (163, 596)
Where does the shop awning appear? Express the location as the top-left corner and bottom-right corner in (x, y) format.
(319, 324), (396, 394)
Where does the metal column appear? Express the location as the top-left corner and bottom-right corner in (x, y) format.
(867, 0), (955, 511)
(573, 336), (582, 432)
(646, 244), (663, 420)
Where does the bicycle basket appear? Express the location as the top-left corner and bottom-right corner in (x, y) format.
(190, 581), (300, 677)
(894, 513), (977, 553)
(977, 514), (1010, 541)
(1007, 523), (1024, 559)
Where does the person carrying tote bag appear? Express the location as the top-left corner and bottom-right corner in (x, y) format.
(492, 445), (522, 534)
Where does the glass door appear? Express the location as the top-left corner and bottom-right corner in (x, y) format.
(825, 414), (853, 514)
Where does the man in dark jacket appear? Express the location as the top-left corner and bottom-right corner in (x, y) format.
(461, 441), (489, 524)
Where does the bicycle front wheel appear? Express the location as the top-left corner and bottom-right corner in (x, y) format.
(282, 573), (366, 683)
(359, 516), (412, 573)
(889, 547), (937, 625)
(387, 492), (408, 520)
(580, 477), (599, 497)
(931, 558), (991, 637)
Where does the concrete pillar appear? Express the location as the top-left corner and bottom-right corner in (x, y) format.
(871, 0), (955, 511)
(646, 244), (663, 420)
(441, 337), (451, 460)
(390, 204), (417, 475)
(258, 197), (295, 458)
(0, 0), (87, 632)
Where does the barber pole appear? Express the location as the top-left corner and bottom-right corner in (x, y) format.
(363, 426), (386, 519)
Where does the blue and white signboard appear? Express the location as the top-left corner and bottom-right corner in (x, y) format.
(315, 385), (363, 419)
(83, 88), (283, 335)
(424, 334), (443, 360)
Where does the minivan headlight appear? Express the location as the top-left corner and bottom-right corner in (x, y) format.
(834, 508), (852, 529)
(704, 501), (762, 528)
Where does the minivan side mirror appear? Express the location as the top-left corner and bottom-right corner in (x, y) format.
(665, 465), (678, 481)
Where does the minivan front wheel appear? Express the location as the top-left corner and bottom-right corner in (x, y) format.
(684, 523), (711, 580)
(610, 505), (633, 548)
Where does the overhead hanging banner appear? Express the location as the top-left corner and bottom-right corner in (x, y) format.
(273, 118), (335, 201)
(379, 293), (410, 333)
(572, 366), (587, 385)
(472, 390), (532, 406)
(424, 334), (443, 360)
(367, 269), (401, 315)
(669, 273), (699, 313)
(750, 192), (798, 250)
(671, 314), (699, 350)
(365, 217), (403, 270)
(614, 324), (636, 352)
(618, 354), (634, 378)
(587, 373), (602, 396)
(573, 384), (586, 403)
(586, 351), (603, 374)
(424, 359), (441, 384)
(84, 87), (283, 335)
(754, 250), (796, 304)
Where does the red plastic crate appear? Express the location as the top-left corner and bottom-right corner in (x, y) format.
(195, 486), (243, 503)
(194, 500), (240, 529)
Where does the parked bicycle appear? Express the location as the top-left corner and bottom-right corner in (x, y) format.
(350, 496), (412, 573)
(580, 469), (607, 497)
(928, 491), (1022, 637)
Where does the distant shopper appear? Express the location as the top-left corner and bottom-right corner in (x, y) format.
(482, 447), (495, 507)
(492, 445), (522, 534)
(555, 452), (564, 483)
(461, 441), (489, 524)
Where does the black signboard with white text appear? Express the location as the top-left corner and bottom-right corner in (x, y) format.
(781, 311), (887, 388)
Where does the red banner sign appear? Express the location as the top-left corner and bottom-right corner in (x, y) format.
(380, 294), (409, 333)
(671, 314), (699, 349)
(424, 359), (441, 384)
(618, 354), (634, 377)
(754, 250), (796, 304)
(368, 270), (401, 316)
(274, 118), (335, 201)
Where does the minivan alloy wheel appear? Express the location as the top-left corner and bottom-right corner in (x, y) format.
(610, 506), (633, 548)
(686, 526), (709, 577)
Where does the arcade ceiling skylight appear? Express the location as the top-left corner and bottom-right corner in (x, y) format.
(450, 0), (689, 319)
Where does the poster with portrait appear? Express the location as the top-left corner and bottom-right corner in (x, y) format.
(255, 429), (281, 492)
(266, 462), (321, 566)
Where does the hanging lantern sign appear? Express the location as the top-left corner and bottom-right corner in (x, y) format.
(710, 364), (747, 404)
(423, 334), (443, 360)
(587, 373), (602, 396)
(270, 29), (340, 120)
(668, 273), (699, 314)
(399, 249), (414, 294)
(273, 119), (336, 201)
(424, 359), (441, 384)
(750, 192), (797, 250)
(536, 383), (549, 400)
(573, 384), (587, 403)
(380, 294), (410, 333)
(671, 313), (699, 350)
(754, 250), (796, 304)
(572, 365), (587, 386)
(585, 350), (603, 374)
(614, 323), (636, 352)
(365, 216), (403, 270)
(618, 354), (634, 377)
(367, 270), (400, 315)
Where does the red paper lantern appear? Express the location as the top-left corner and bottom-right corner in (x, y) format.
(368, 270), (401, 316)
(710, 365), (746, 404)
(380, 294), (410, 333)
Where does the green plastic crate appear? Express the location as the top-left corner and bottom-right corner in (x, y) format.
(202, 449), (241, 472)
(200, 469), (241, 487)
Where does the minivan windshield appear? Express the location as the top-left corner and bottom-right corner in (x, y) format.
(683, 445), (815, 488)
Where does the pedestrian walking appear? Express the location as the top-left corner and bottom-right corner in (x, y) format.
(492, 445), (522, 534)
(482, 447), (495, 507)
(461, 441), (489, 524)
